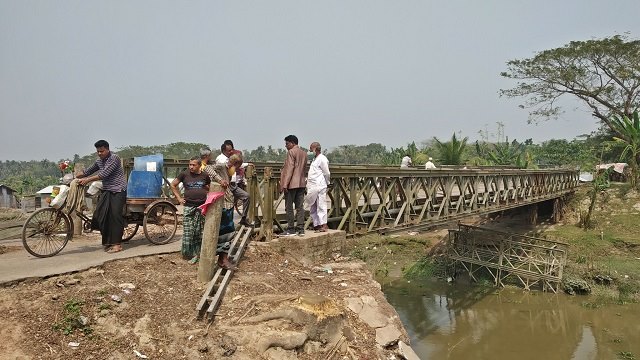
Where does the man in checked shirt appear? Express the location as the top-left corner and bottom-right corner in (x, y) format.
(203, 153), (242, 270)
(76, 140), (127, 253)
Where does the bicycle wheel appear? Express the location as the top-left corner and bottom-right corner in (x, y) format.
(234, 198), (243, 217)
(143, 202), (177, 245)
(122, 223), (139, 241)
(22, 208), (71, 258)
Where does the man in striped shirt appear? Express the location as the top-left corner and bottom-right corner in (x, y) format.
(77, 140), (127, 253)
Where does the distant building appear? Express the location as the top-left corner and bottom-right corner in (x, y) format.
(0, 184), (17, 208)
(36, 185), (56, 208)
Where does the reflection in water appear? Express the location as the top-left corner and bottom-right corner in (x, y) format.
(571, 326), (596, 360)
(383, 280), (640, 360)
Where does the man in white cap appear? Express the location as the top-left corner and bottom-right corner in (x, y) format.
(425, 157), (436, 169)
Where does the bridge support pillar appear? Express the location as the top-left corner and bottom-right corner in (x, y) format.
(552, 197), (564, 223)
(528, 204), (538, 225)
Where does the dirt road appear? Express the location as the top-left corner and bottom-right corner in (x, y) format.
(0, 230), (422, 359)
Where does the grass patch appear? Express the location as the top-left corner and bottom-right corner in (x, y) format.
(348, 233), (435, 279)
(0, 208), (25, 222)
(53, 298), (93, 336)
(403, 257), (437, 280)
(542, 184), (640, 303)
(618, 351), (635, 360)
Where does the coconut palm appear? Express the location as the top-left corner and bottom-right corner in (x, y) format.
(475, 138), (532, 168)
(610, 110), (640, 188)
(434, 133), (468, 165)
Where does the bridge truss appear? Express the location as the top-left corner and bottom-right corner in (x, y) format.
(243, 165), (578, 240)
(125, 160), (578, 241)
(447, 224), (568, 292)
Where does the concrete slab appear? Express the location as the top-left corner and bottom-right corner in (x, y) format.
(0, 231), (182, 285)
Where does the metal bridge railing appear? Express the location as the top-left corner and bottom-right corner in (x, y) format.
(125, 159), (579, 241)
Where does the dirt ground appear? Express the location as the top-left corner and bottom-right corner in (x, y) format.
(0, 234), (421, 360)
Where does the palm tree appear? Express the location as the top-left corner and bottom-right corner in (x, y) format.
(434, 133), (468, 165)
(610, 111), (640, 188)
(475, 138), (532, 168)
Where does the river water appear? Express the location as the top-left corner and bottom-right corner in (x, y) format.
(382, 279), (640, 360)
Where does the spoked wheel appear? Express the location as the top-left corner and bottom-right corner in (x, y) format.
(143, 202), (177, 245)
(234, 198), (243, 217)
(83, 220), (92, 233)
(234, 183), (247, 217)
(122, 223), (139, 241)
(22, 208), (72, 258)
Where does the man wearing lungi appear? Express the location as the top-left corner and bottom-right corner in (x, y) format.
(77, 140), (127, 253)
(171, 156), (210, 263)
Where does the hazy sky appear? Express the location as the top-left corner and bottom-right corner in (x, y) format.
(1, 1), (639, 161)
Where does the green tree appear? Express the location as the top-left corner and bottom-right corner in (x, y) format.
(500, 35), (640, 136)
(327, 143), (390, 164)
(610, 110), (640, 188)
(434, 133), (468, 165)
(475, 138), (531, 168)
(531, 138), (600, 169)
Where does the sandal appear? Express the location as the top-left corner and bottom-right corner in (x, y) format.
(106, 246), (123, 253)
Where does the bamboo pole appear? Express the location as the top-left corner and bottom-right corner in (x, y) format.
(198, 183), (223, 283)
(262, 167), (274, 241)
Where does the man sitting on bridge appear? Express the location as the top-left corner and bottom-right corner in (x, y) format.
(400, 154), (412, 168)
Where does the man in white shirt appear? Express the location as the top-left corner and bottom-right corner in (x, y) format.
(425, 157), (437, 169)
(400, 154), (412, 168)
(305, 142), (331, 232)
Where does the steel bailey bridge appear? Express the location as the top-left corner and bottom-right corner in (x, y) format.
(129, 160), (579, 241)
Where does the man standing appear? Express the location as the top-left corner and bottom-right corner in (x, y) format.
(76, 140), (127, 253)
(171, 156), (210, 264)
(216, 142), (252, 226)
(305, 142), (330, 232)
(400, 154), (412, 168)
(425, 157), (437, 169)
(204, 153), (242, 269)
(280, 135), (307, 236)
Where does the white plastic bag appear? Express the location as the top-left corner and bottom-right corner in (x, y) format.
(50, 185), (69, 209)
(61, 173), (74, 185)
(87, 181), (103, 195)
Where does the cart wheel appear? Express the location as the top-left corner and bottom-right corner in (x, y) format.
(83, 220), (92, 233)
(143, 202), (177, 245)
(122, 223), (139, 241)
(22, 208), (71, 258)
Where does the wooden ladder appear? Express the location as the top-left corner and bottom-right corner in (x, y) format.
(196, 225), (253, 320)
